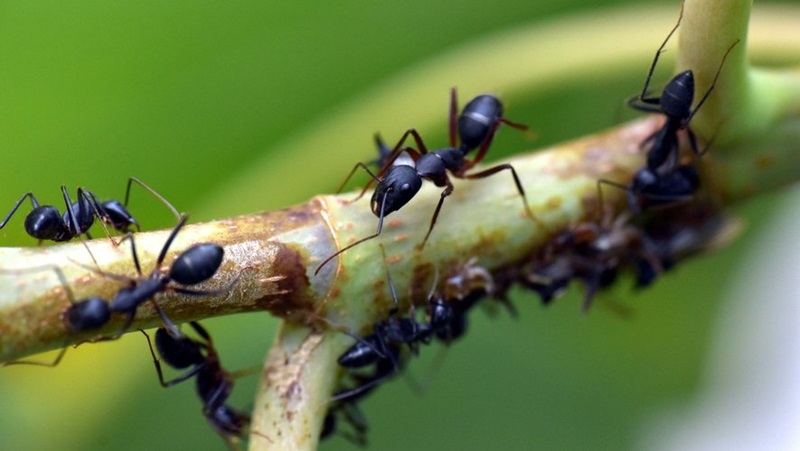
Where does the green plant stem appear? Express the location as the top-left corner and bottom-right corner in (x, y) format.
(1, 2), (799, 450)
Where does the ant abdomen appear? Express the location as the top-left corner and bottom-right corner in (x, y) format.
(169, 243), (225, 286)
(458, 95), (504, 151)
(64, 297), (111, 333)
(25, 206), (64, 241)
(660, 70), (695, 120)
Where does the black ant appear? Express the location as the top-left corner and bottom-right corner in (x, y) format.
(99, 214), (229, 336)
(314, 88), (535, 275)
(3, 215), (229, 367)
(0, 177), (180, 244)
(627, 4), (738, 172)
(596, 5), (738, 214)
(332, 247), (436, 400)
(140, 321), (250, 449)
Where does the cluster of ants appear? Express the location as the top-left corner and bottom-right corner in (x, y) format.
(0, 4), (741, 449)
(0, 179), (252, 448)
(316, 6), (739, 446)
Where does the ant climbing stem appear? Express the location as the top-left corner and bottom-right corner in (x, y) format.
(140, 321), (254, 449)
(627, 1), (740, 170)
(315, 88), (540, 275)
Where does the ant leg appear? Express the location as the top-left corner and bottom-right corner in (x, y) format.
(188, 320), (212, 342)
(419, 182), (454, 249)
(78, 188), (120, 245)
(337, 162), (381, 203)
(3, 340), (70, 367)
(0, 192), (39, 229)
(313, 191), (391, 276)
(331, 357), (399, 402)
(154, 214), (190, 268)
(686, 40), (740, 124)
(464, 115), (529, 171)
(378, 244), (400, 314)
(373, 133), (393, 166)
(388, 128), (428, 165)
(139, 329), (206, 387)
(596, 178), (631, 217)
(61, 185), (89, 239)
(170, 275), (239, 297)
(449, 87), (458, 147)
(464, 164), (544, 229)
(630, 2), (684, 108)
(125, 177), (182, 223)
(149, 299), (181, 338)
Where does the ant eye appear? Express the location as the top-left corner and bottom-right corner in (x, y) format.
(400, 183), (411, 191)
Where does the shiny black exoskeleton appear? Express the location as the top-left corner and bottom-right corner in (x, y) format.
(141, 321), (249, 449)
(627, 4), (738, 171)
(3, 216), (226, 367)
(0, 177), (180, 244)
(106, 215), (226, 335)
(0, 187), (100, 243)
(314, 88), (533, 275)
(625, 165), (700, 213)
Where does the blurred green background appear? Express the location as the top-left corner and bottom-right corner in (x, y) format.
(0, 0), (798, 449)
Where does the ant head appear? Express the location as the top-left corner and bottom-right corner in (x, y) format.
(169, 243), (225, 286)
(154, 327), (207, 369)
(661, 70), (695, 121)
(24, 206), (63, 240)
(64, 297), (111, 333)
(458, 95), (503, 151)
(370, 165), (422, 217)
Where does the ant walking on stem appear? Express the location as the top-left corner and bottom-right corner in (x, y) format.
(598, 2), (738, 213)
(0, 177), (180, 244)
(3, 215), (229, 367)
(315, 88), (538, 275)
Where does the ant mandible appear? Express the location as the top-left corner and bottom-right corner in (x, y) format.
(315, 88), (536, 275)
(140, 321), (250, 449)
(0, 177), (180, 244)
